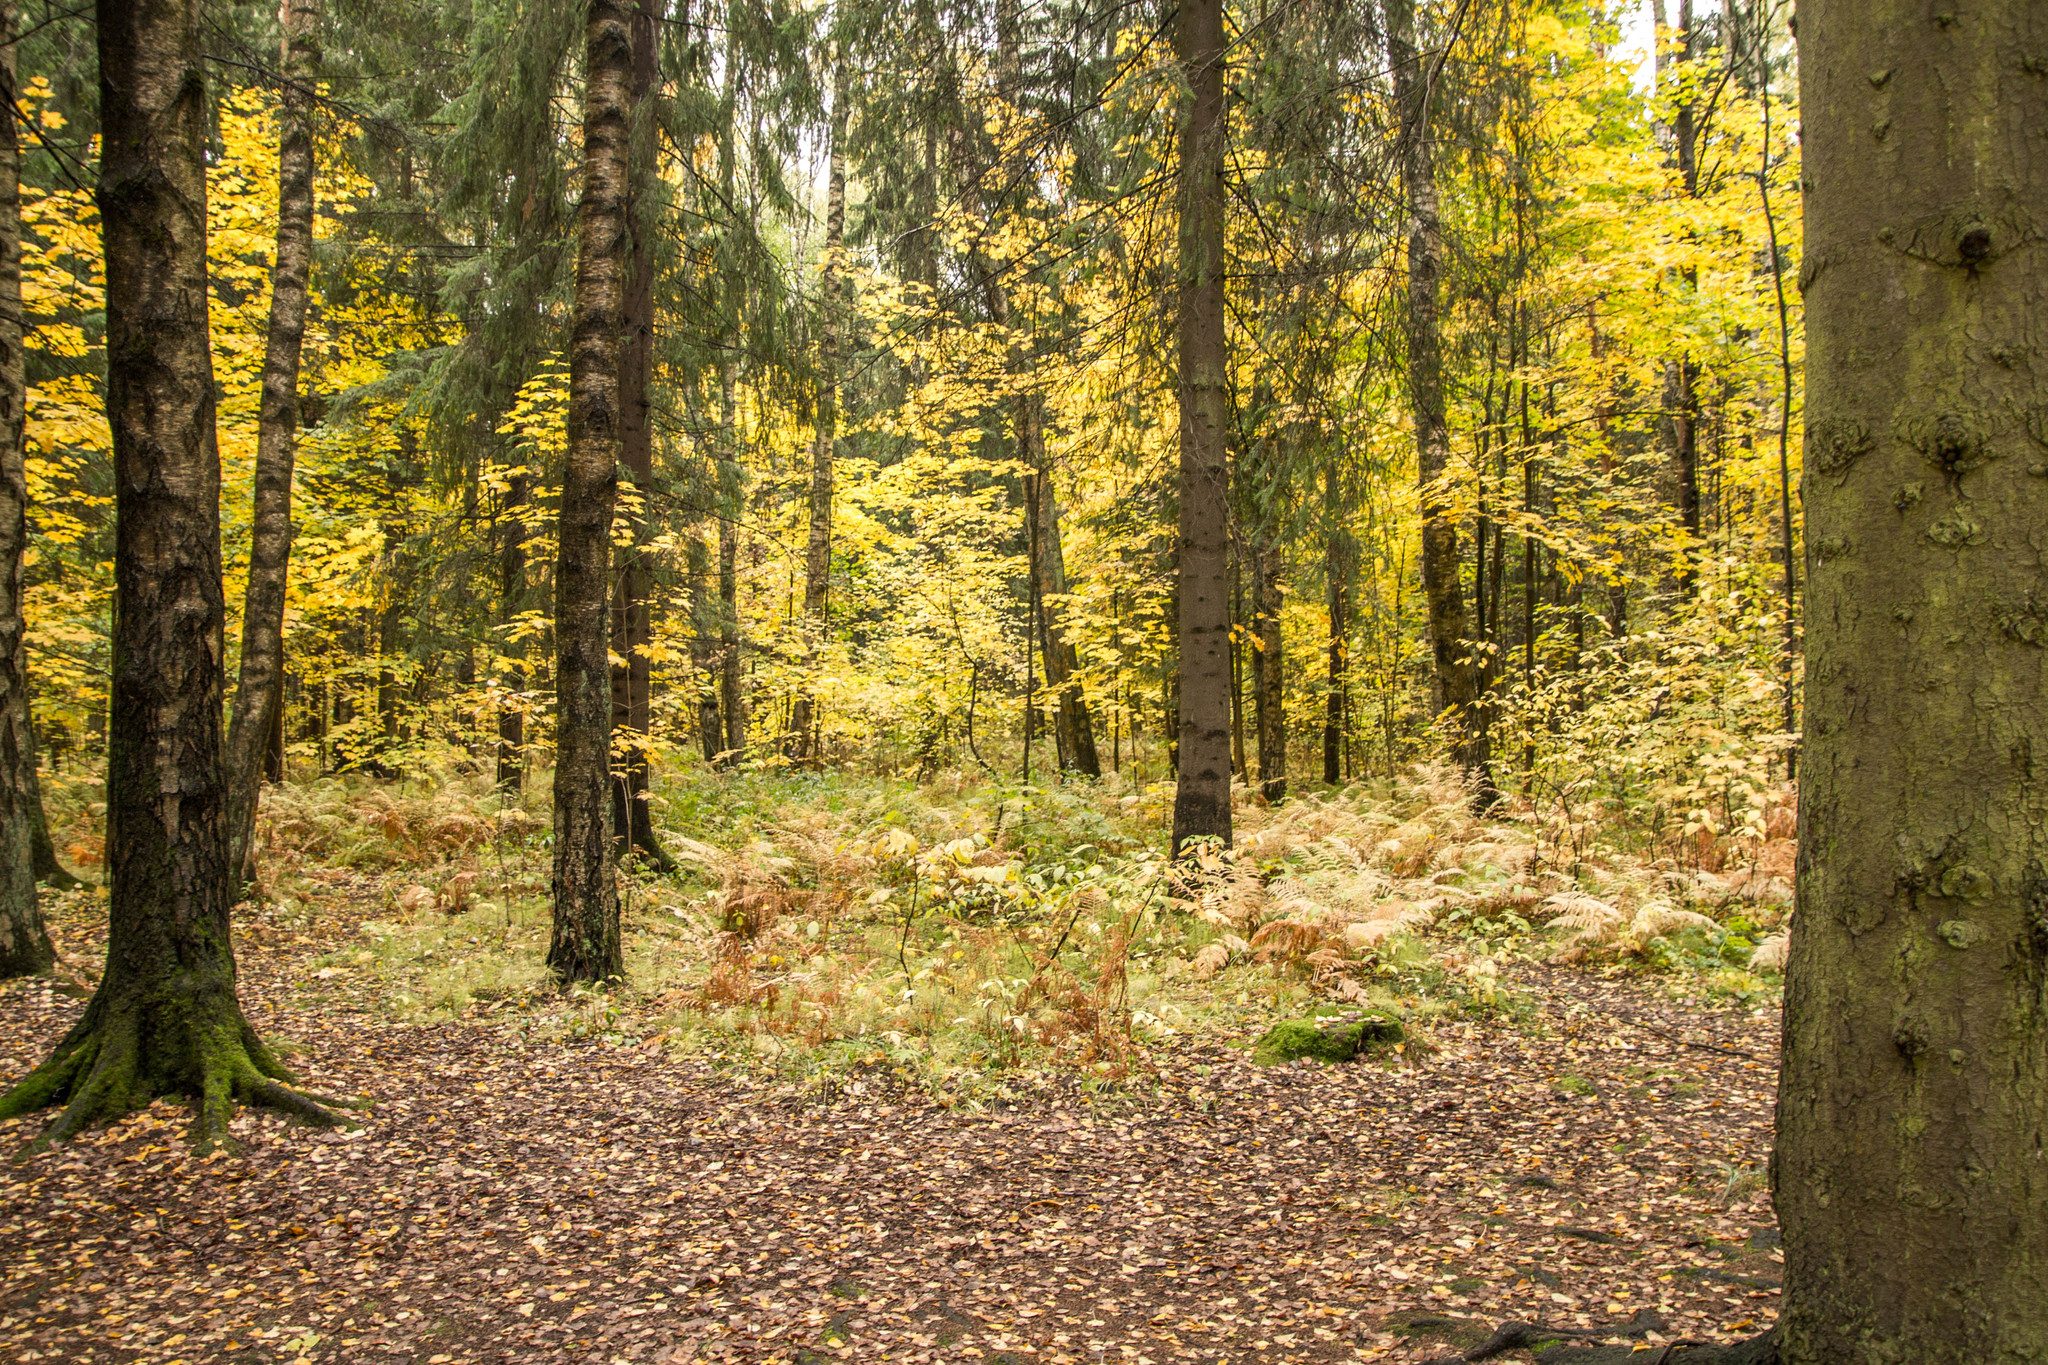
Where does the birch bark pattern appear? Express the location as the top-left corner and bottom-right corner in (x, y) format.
(0, 0), (336, 1147)
(1387, 0), (1489, 793)
(1170, 0), (1231, 854)
(547, 0), (629, 985)
(223, 0), (320, 889)
(0, 0), (55, 977)
(1777, 2), (2048, 1358)
(786, 66), (845, 766)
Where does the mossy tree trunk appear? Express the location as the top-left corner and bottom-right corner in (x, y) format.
(1776, 1), (2048, 1359)
(223, 0), (320, 893)
(0, 0), (55, 978)
(546, 0), (628, 987)
(0, 0), (337, 1148)
(1169, 0), (1232, 856)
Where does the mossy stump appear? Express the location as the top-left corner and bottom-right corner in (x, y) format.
(1252, 1012), (1403, 1065)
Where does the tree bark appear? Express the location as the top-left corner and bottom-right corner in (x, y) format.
(1022, 403), (1100, 777)
(547, 0), (629, 987)
(1666, 0), (1703, 594)
(1776, 2), (2048, 1359)
(786, 63), (845, 766)
(608, 0), (670, 867)
(1251, 531), (1284, 803)
(1169, 0), (1231, 856)
(1387, 0), (1490, 797)
(0, 0), (55, 976)
(712, 16), (746, 769)
(687, 529), (722, 762)
(1323, 466), (1351, 787)
(496, 467), (529, 790)
(222, 0), (319, 893)
(0, 0), (338, 1147)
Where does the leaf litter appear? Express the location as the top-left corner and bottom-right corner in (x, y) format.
(1, 885), (1783, 1365)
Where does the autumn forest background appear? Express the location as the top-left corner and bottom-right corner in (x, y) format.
(0, 0), (1836, 1360)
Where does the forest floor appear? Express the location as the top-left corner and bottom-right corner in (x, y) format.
(0, 860), (1783, 1365)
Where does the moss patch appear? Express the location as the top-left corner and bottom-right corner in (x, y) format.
(1252, 1012), (1404, 1064)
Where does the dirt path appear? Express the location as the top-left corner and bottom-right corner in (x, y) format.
(2, 900), (1781, 1365)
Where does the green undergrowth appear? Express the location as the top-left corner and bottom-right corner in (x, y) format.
(241, 760), (1786, 1103)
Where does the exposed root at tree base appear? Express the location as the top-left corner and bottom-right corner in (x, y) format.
(0, 996), (348, 1155)
(1420, 1321), (1780, 1365)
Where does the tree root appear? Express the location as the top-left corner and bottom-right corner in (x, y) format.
(1419, 1320), (1780, 1365)
(0, 994), (351, 1155)
(1532, 1328), (1779, 1364)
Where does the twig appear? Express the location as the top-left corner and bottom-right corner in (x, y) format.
(1612, 1011), (1761, 1062)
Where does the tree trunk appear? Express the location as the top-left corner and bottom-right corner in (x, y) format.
(608, 0), (670, 867)
(29, 765), (82, 891)
(0, 0), (54, 976)
(717, 491), (745, 762)
(786, 65), (845, 766)
(712, 19), (746, 769)
(375, 520), (403, 768)
(222, 0), (319, 893)
(1776, 2), (2048, 1359)
(1169, 0), (1231, 856)
(496, 467), (528, 791)
(1666, 0), (1703, 594)
(687, 529), (722, 763)
(0, 0), (337, 1147)
(547, 0), (629, 987)
(1323, 468), (1351, 787)
(1388, 0), (1490, 798)
(1251, 532), (1284, 803)
(1022, 401), (1100, 778)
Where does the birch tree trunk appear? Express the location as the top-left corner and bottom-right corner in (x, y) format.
(0, 0), (337, 1146)
(546, 0), (629, 986)
(223, 0), (320, 890)
(0, 0), (55, 977)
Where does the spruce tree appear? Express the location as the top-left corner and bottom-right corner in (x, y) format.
(1169, 0), (1231, 854)
(1775, 0), (2048, 1357)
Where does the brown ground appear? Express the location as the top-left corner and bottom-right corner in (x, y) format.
(1, 887), (1782, 1365)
